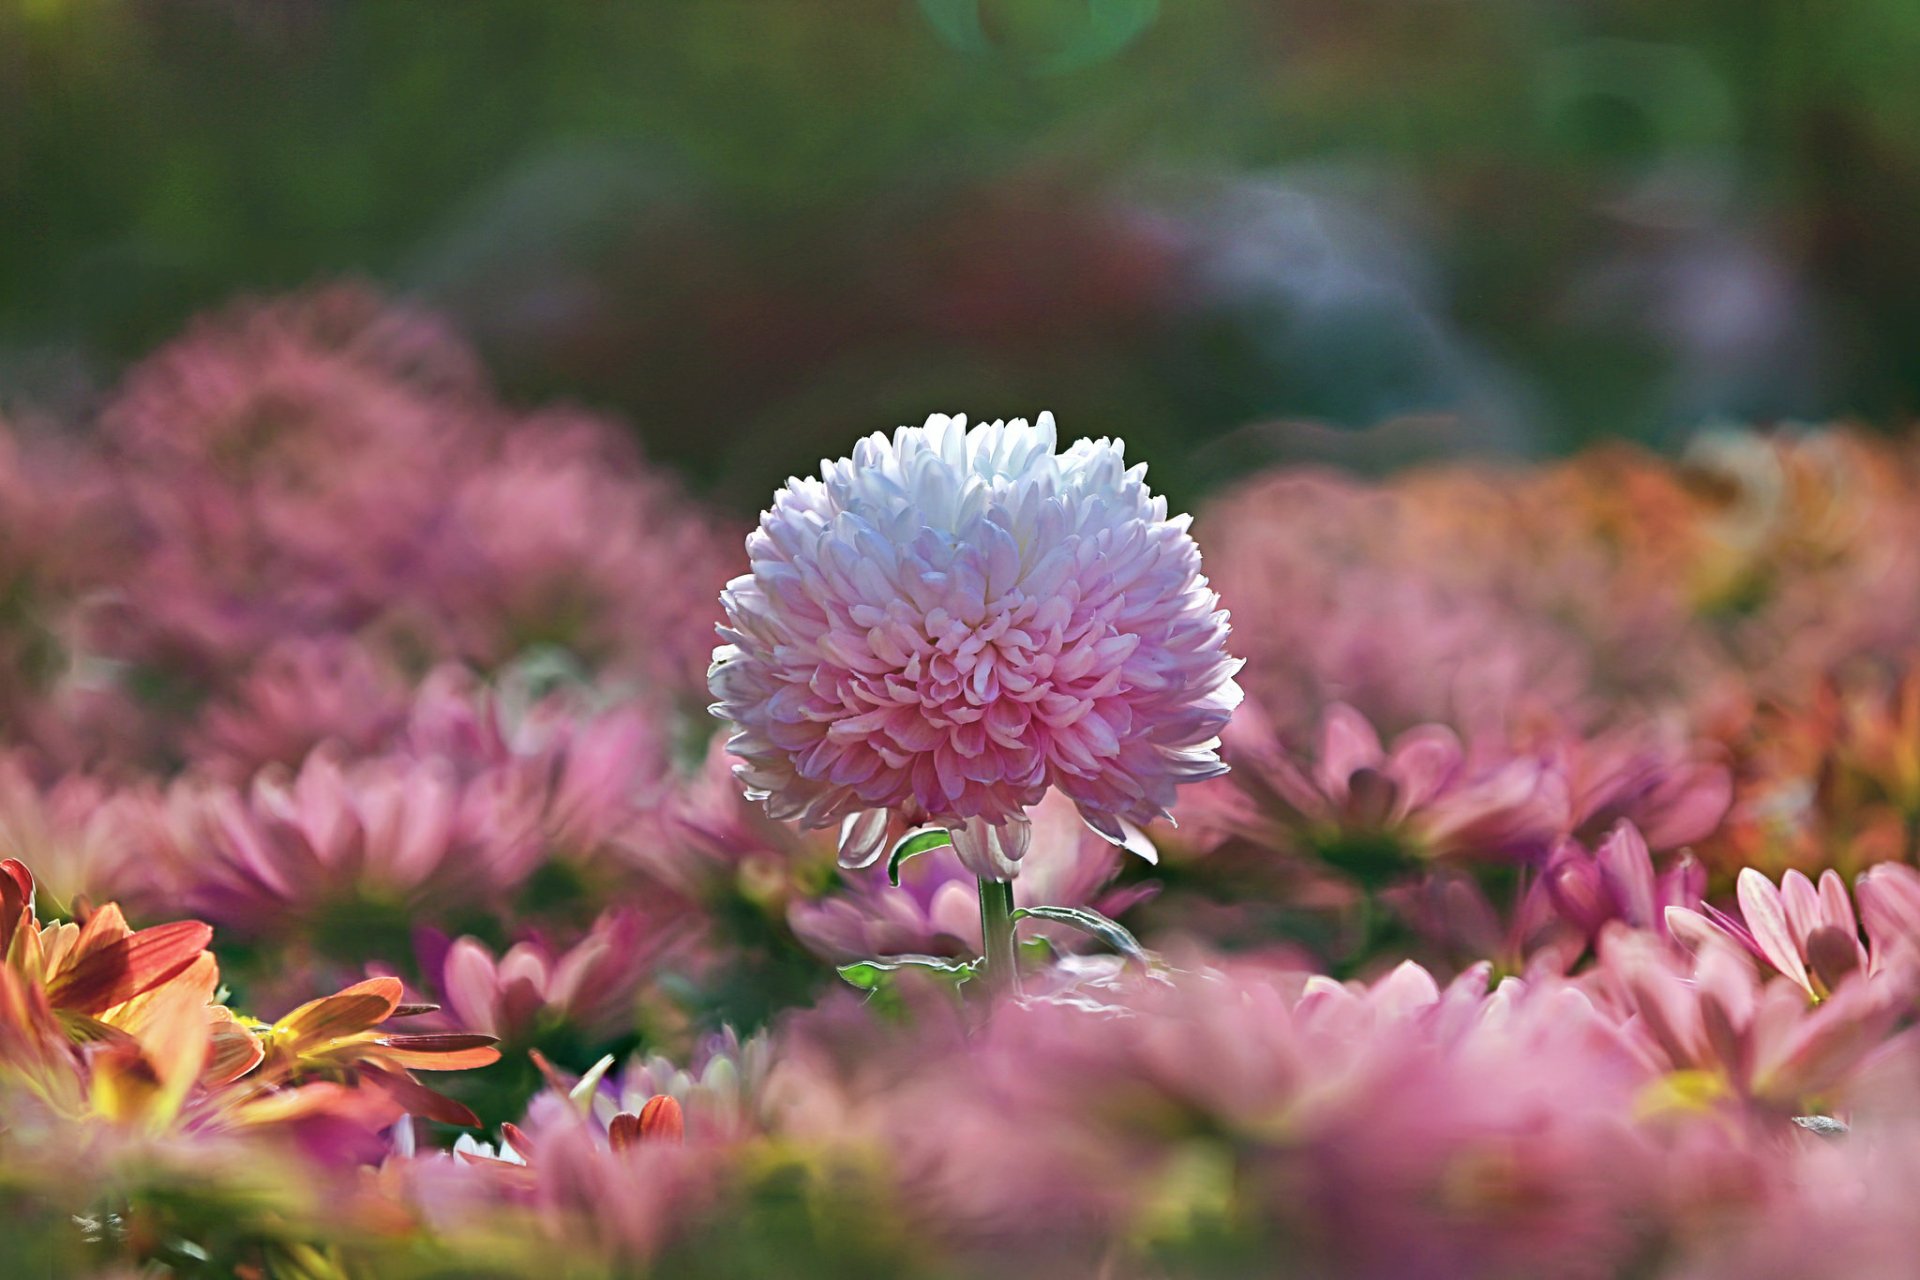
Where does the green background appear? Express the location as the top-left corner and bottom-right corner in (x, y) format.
(5, 0), (1915, 510)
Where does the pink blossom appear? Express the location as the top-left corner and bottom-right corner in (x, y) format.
(185, 635), (414, 777)
(1193, 469), (1597, 739)
(1668, 866), (1873, 1000)
(131, 668), (669, 937)
(99, 286), (496, 675)
(435, 907), (680, 1046)
(1190, 701), (1571, 879)
(711, 413), (1241, 878)
(538, 1029), (774, 1146)
(1855, 861), (1920, 972)
(774, 957), (1671, 1278)
(0, 753), (149, 913)
(1545, 820), (1707, 944)
(425, 412), (743, 700)
(1558, 721), (1733, 849)
(1594, 927), (1906, 1115)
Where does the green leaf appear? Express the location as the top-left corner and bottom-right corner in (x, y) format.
(837, 955), (979, 990)
(1012, 904), (1151, 966)
(887, 829), (953, 885)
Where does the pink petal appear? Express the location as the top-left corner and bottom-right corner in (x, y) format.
(1737, 868), (1810, 992)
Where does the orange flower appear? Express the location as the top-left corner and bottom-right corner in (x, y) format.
(252, 976), (500, 1127)
(0, 857), (499, 1138)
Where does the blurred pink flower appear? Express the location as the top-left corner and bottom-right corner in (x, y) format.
(1595, 927), (1906, 1115)
(1192, 701), (1570, 880)
(777, 956), (1672, 1278)
(711, 412), (1241, 878)
(534, 1029), (774, 1147)
(435, 907), (681, 1046)
(1545, 820), (1707, 945)
(1558, 721), (1733, 850)
(640, 736), (837, 895)
(1854, 861), (1920, 973)
(1194, 470), (1595, 740)
(99, 286), (497, 676)
(137, 743), (543, 938)
(0, 753), (149, 913)
(1387, 864), (1578, 974)
(186, 635), (414, 777)
(1667, 867), (1871, 1000)
(0, 419), (134, 768)
(426, 412), (742, 700)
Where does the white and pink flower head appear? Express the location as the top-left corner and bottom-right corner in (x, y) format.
(709, 413), (1242, 878)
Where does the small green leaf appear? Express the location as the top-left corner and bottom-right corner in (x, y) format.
(838, 955), (979, 990)
(1012, 904), (1151, 966)
(887, 829), (953, 885)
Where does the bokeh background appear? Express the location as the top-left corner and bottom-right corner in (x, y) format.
(6, 0), (1920, 509)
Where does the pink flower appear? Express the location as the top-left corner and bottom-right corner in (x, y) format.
(1855, 861), (1920, 972)
(0, 754), (150, 914)
(536, 1030), (773, 1146)
(711, 413), (1241, 878)
(435, 907), (679, 1046)
(129, 666), (667, 938)
(99, 286), (496, 675)
(185, 635), (414, 777)
(1545, 820), (1706, 944)
(425, 412), (743, 701)
(1557, 721), (1732, 850)
(1192, 470), (1595, 740)
(1191, 702), (1570, 881)
(1595, 927), (1903, 1115)
(776, 956), (1669, 1277)
(0, 419), (132, 768)
(1668, 867), (1872, 1000)
(137, 744), (541, 938)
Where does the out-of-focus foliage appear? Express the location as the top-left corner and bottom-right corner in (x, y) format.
(7, 0), (1920, 507)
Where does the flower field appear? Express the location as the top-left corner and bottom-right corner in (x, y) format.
(8, 286), (1920, 1278)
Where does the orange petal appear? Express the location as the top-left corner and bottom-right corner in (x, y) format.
(104, 952), (220, 1039)
(47, 919), (213, 1016)
(374, 1033), (501, 1071)
(638, 1093), (684, 1144)
(204, 1010), (266, 1086)
(274, 976), (404, 1049)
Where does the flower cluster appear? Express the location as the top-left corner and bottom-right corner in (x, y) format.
(14, 290), (1920, 1275)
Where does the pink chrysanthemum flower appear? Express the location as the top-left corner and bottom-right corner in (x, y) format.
(710, 413), (1241, 878)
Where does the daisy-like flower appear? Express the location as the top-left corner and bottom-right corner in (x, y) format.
(710, 413), (1241, 879)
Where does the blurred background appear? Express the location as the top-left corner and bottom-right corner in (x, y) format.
(4, 0), (1916, 512)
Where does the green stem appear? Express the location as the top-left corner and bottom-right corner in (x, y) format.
(977, 877), (1021, 996)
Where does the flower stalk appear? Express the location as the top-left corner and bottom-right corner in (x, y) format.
(977, 877), (1021, 995)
